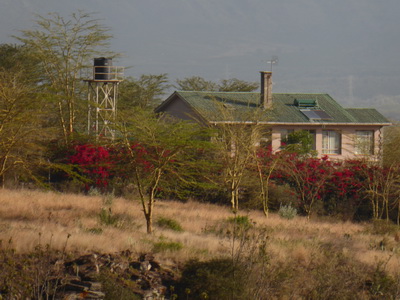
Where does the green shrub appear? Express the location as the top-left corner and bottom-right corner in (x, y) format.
(99, 207), (119, 226)
(226, 215), (253, 230)
(278, 204), (297, 220)
(177, 258), (247, 300)
(88, 187), (103, 196)
(370, 219), (399, 235)
(153, 241), (183, 253)
(97, 270), (141, 300)
(156, 217), (183, 232)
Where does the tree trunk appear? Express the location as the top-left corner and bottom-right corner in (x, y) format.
(145, 214), (153, 234)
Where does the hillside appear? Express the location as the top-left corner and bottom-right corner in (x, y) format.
(1, 189), (400, 298)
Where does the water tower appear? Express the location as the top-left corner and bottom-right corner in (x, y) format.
(84, 58), (124, 139)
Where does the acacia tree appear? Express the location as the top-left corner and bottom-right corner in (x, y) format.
(383, 123), (400, 167)
(176, 76), (258, 92)
(0, 44), (42, 83)
(253, 147), (280, 217)
(117, 109), (210, 234)
(203, 98), (266, 212)
(16, 11), (114, 144)
(119, 74), (171, 109)
(360, 162), (400, 221)
(0, 70), (44, 186)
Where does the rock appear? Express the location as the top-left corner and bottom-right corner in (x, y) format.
(22, 251), (179, 299)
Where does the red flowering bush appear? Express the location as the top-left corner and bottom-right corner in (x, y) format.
(272, 153), (334, 217)
(255, 147), (400, 221)
(68, 144), (112, 189)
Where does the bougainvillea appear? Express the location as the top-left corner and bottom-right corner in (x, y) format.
(68, 144), (112, 189)
(255, 147), (400, 221)
(273, 153), (334, 217)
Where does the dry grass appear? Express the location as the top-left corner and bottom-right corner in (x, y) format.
(1, 188), (400, 275)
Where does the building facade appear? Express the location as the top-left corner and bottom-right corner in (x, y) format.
(156, 72), (391, 160)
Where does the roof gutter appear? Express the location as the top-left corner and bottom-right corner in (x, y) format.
(210, 121), (392, 126)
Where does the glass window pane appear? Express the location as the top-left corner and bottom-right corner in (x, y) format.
(322, 130), (341, 154)
(355, 130), (374, 155)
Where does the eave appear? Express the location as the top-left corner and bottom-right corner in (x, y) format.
(209, 121), (392, 126)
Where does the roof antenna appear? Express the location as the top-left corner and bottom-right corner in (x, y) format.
(266, 56), (278, 72)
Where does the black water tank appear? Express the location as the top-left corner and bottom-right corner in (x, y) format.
(94, 57), (112, 80)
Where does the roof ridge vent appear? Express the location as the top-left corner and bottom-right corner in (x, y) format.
(294, 99), (317, 108)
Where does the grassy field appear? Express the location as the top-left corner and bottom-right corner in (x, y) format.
(1, 188), (400, 271)
(2, 188), (400, 298)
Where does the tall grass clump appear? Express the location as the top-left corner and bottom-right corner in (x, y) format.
(156, 217), (184, 232)
(98, 193), (120, 226)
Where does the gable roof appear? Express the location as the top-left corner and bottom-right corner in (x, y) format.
(157, 91), (391, 125)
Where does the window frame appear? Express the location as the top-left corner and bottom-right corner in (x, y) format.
(355, 130), (374, 155)
(322, 130), (341, 154)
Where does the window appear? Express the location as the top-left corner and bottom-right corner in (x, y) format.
(280, 129), (294, 147)
(322, 130), (341, 154)
(307, 130), (316, 151)
(355, 130), (374, 155)
(260, 129), (272, 148)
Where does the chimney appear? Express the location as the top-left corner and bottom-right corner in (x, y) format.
(260, 71), (272, 109)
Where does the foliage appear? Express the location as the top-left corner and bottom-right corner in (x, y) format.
(202, 97), (266, 212)
(218, 78), (259, 92)
(119, 74), (171, 109)
(0, 44), (42, 84)
(281, 130), (317, 157)
(254, 146), (280, 216)
(117, 108), (212, 233)
(383, 123), (400, 167)
(176, 76), (258, 92)
(153, 240), (183, 253)
(0, 69), (46, 186)
(273, 153), (334, 218)
(98, 207), (120, 226)
(177, 259), (247, 300)
(97, 270), (142, 300)
(369, 219), (400, 235)
(0, 235), (70, 299)
(226, 215), (253, 231)
(176, 76), (218, 91)
(68, 143), (112, 189)
(255, 148), (400, 222)
(16, 11), (115, 144)
(278, 204), (297, 220)
(156, 217), (184, 232)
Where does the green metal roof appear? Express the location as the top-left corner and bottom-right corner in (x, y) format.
(345, 108), (390, 123)
(171, 91), (390, 125)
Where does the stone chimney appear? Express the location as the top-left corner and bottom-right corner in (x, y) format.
(260, 71), (272, 109)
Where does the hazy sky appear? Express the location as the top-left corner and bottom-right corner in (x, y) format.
(1, 0), (400, 119)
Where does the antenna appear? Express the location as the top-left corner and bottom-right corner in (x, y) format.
(266, 56), (279, 72)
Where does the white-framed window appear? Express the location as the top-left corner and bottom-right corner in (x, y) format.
(322, 130), (341, 154)
(280, 129), (294, 147)
(355, 130), (374, 155)
(307, 130), (317, 151)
